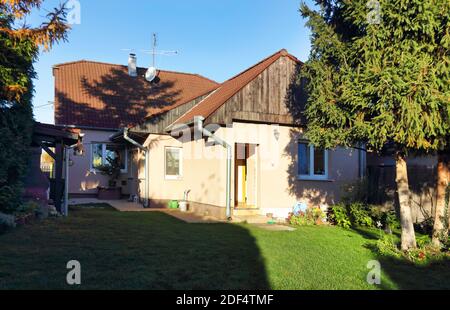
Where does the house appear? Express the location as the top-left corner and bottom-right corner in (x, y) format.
(54, 49), (366, 220)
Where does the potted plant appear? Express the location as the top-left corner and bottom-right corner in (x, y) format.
(96, 155), (122, 200)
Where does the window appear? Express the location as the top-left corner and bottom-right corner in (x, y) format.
(91, 143), (127, 173)
(165, 147), (182, 180)
(298, 142), (328, 180)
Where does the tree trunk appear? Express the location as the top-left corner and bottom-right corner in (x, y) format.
(432, 151), (449, 247)
(395, 153), (416, 250)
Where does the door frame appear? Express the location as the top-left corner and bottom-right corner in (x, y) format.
(234, 143), (258, 209)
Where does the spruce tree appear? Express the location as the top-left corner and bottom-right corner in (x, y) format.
(0, 0), (69, 213)
(300, 0), (450, 250)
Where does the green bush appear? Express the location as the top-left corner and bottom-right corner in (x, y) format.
(289, 212), (315, 226)
(289, 207), (326, 226)
(328, 204), (351, 229)
(0, 212), (16, 233)
(328, 203), (400, 230)
(348, 203), (374, 227)
(14, 201), (39, 217)
(375, 234), (402, 258)
(381, 210), (400, 230)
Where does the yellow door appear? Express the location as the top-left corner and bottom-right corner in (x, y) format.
(237, 165), (247, 204)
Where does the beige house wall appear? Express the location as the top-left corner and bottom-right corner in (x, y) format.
(66, 123), (361, 218)
(66, 129), (136, 197)
(142, 122), (362, 218)
(144, 133), (226, 207)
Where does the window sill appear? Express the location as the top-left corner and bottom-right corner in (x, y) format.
(90, 168), (128, 174)
(165, 176), (183, 181)
(297, 176), (334, 182)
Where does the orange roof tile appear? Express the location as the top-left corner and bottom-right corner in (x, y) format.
(54, 60), (219, 129)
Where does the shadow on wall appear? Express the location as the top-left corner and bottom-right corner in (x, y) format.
(367, 164), (437, 223)
(283, 128), (337, 206)
(282, 63), (336, 207)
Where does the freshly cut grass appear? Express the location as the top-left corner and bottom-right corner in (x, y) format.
(0, 205), (449, 289)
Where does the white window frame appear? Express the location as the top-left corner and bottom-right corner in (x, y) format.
(91, 143), (128, 174)
(298, 142), (329, 181)
(165, 147), (183, 180)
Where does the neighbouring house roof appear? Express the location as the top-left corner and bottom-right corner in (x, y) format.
(54, 60), (219, 129)
(171, 49), (301, 127)
(33, 122), (80, 145)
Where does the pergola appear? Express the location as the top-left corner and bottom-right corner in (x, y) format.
(31, 122), (81, 213)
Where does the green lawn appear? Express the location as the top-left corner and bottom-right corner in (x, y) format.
(1, 205), (449, 290)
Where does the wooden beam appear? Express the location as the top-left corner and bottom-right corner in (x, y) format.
(32, 139), (57, 160)
(42, 144), (56, 160)
(54, 142), (64, 213)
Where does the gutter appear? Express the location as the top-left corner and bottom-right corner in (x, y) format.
(195, 116), (232, 220)
(124, 128), (149, 208)
(63, 142), (79, 217)
(58, 124), (120, 132)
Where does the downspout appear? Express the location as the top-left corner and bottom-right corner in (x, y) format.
(63, 143), (78, 217)
(195, 116), (232, 220)
(124, 128), (149, 208)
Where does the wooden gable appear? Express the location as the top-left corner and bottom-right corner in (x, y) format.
(207, 56), (303, 126)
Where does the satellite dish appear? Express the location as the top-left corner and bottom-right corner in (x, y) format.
(145, 66), (157, 82)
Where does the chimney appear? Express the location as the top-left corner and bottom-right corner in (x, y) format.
(128, 53), (137, 77)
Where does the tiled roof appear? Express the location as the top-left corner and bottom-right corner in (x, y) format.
(172, 49), (301, 126)
(54, 60), (219, 129)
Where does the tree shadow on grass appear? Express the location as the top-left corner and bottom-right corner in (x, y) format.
(0, 208), (271, 290)
(135, 212), (271, 290)
(352, 226), (401, 241)
(378, 254), (450, 290)
(363, 241), (450, 289)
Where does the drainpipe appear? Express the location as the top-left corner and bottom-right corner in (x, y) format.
(124, 128), (149, 208)
(195, 116), (232, 220)
(63, 143), (78, 217)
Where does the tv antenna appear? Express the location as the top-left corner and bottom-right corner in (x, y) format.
(121, 33), (178, 82)
(141, 33), (178, 68)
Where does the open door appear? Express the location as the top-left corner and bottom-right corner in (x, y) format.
(235, 143), (258, 208)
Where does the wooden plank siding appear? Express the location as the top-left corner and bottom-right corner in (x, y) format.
(130, 94), (210, 134)
(207, 56), (302, 126)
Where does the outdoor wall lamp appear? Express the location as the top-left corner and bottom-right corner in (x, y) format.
(274, 128), (280, 141)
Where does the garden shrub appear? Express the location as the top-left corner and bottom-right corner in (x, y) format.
(0, 212), (16, 233)
(328, 203), (400, 231)
(289, 207), (326, 226)
(375, 234), (402, 258)
(289, 212), (314, 226)
(15, 201), (39, 217)
(374, 232), (449, 264)
(381, 209), (400, 230)
(328, 204), (351, 229)
(348, 203), (374, 227)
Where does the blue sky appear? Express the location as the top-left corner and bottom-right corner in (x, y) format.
(30, 0), (315, 124)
